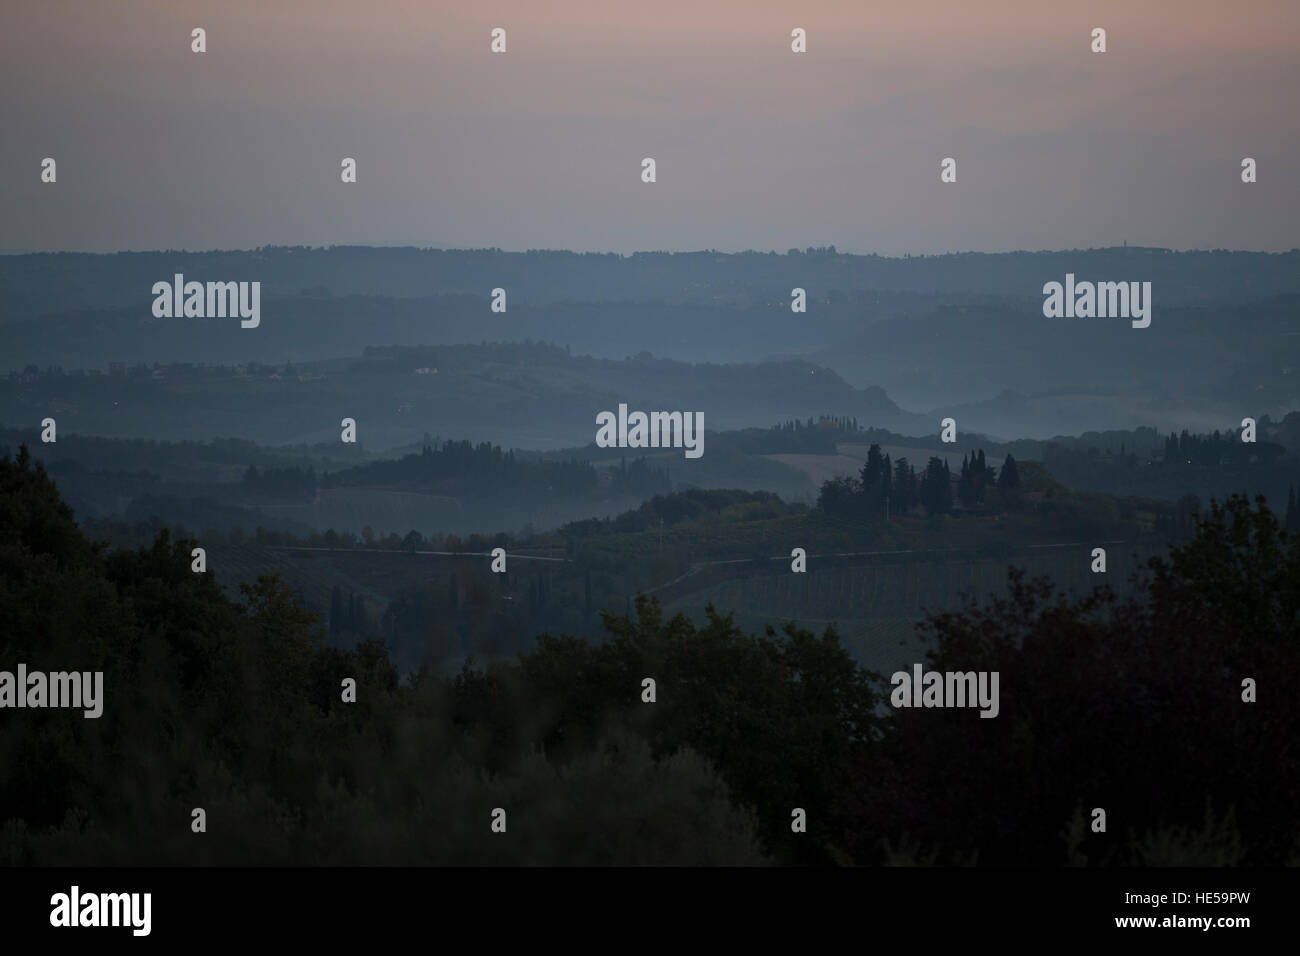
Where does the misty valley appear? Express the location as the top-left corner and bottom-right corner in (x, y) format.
(1, 246), (1297, 869)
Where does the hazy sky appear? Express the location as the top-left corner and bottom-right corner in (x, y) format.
(2, 0), (1297, 254)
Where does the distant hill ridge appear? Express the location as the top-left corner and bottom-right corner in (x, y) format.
(3, 246), (1296, 322)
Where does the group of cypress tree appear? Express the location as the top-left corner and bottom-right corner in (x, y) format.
(823, 444), (1020, 519)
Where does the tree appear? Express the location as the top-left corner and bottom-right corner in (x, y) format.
(858, 444), (891, 520)
(860, 444), (885, 492)
(892, 457), (917, 514)
(958, 454), (973, 508)
(998, 454), (1020, 489)
(519, 595), (881, 864)
(838, 493), (1299, 866)
(817, 474), (859, 518)
(997, 454), (1021, 509)
(920, 456), (951, 515)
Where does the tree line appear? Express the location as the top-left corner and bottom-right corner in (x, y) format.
(234, 441), (672, 501)
(3, 444), (1294, 865)
(818, 444), (1021, 520)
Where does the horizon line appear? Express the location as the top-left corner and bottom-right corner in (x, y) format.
(2, 244), (1298, 258)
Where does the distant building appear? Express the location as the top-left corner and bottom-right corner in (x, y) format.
(109, 362), (127, 376)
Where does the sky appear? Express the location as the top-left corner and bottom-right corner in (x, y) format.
(1, 0), (1297, 254)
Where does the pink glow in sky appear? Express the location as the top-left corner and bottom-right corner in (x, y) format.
(1, 0), (1296, 252)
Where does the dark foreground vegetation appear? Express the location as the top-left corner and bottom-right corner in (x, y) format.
(1, 447), (1296, 865)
